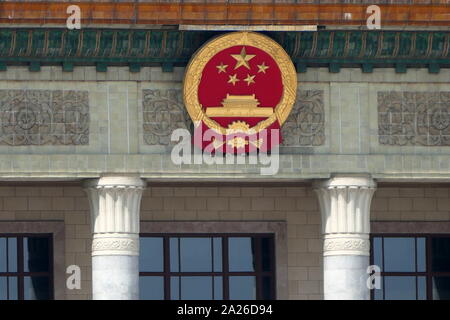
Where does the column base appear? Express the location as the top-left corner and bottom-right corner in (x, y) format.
(92, 255), (139, 300)
(323, 255), (369, 300)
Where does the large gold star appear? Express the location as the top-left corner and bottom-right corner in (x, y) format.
(244, 74), (255, 86)
(231, 47), (255, 70)
(228, 74), (239, 86)
(257, 62), (269, 74)
(216, 62), (228, 74)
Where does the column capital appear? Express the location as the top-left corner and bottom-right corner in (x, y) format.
(313, 175), (376, 256)
(84, 176), (146, 256)
(313, 175), (376, 190)
(84, 176), (146, 189)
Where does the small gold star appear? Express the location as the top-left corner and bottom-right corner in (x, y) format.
(244, 74), (255, 86)
(216, 62), (228, 74)
(228, 74), (240, 86)
(231, 47), (255, 70)
(257, 62), (269, 74)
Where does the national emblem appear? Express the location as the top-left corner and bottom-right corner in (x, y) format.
(183, 32), (297, 153)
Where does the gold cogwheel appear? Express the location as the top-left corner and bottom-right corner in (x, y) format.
(226, 121), (252, 134)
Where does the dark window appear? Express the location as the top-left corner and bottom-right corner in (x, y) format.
(139, 234), (276, 300)
(0, 234), (53, 300)
(371, 235), (450, 300)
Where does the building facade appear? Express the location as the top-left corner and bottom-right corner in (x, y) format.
(0, 1), (450, 300)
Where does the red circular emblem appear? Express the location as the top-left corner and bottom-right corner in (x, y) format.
(183, 32), (297, 153)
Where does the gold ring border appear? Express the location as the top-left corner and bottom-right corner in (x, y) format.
(183, 32), (297, 135)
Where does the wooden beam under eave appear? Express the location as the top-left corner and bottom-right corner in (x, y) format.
(0, 3), (450, 27)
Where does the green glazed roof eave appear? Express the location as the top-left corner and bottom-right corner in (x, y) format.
(0, 29), (450, 70)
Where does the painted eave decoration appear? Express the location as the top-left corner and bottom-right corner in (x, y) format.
(0, 29), (450, 74)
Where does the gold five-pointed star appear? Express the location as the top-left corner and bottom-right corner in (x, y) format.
(231, 47), (255, 70)
(244, 74), (255, 86)
(228, 74), (239, 85)
(216, 62), (228, 73)
(257, 62), (269, 74)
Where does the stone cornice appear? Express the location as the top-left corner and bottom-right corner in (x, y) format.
(0, 154), (449, 181)
(1, 29), (450, 73)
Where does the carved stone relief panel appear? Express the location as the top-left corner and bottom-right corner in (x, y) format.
(0, 90), (89, 146)
(142, 89), (192, 146)
(281, 90), (325, 146)
(378, 91), (450, 146)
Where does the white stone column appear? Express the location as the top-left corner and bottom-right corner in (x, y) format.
(84, 176), (146, 300)
(313, 176), (376, 300)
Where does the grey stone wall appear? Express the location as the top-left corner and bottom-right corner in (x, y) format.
(0, 66), (448, 179)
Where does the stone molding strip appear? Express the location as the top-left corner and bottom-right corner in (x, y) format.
(92, 233), (139, 256)
(323, 234), (370, 256)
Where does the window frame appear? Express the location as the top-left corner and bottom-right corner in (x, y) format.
(139, 233), (276, 300)
(140, 221), (287, 300)
(0, 233), (54, 300)
(370, 222), (450, 300)
(0, 221), (65, 300)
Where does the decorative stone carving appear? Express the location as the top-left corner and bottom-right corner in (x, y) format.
(0, 90), (89, 146)
(142, 89), (325, 147)
(84, 176), (146, 235)
(378, 91), (450, 146)
(314, 176), (376, 256)
(314, 176), (376, 235)
(142, 89), (192, 145)
(92, 234), (139, 256)
(281, 90), (325, 146)
(323, 234), (370, 256)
